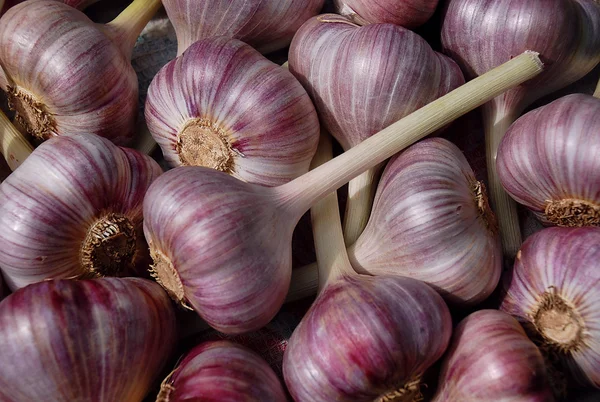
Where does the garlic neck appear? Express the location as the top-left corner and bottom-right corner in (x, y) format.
(544, 198), (600, 227)
(532, 288), (585, 354)
(6, 85), (55, 141)
(80, 213), (136, 277)
(177, 119), (235, 172)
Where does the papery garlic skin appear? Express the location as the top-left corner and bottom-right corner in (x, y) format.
(0, 278), (177, 402)
(283, 274), (452, 402)
(497, 94), (600, 227)
(143, 166), (293, 334)
(158, 340), (286, 402)
(0, 133), (162, 290)
(333, 0), (439, 28)
(162, 0), (325, 56)
(348, 138), (502, 305)
(433, 310), (554, 402)
(500, 227), (600, 388)
(145, 37), (319, 186)
(0, 0), (138, 144)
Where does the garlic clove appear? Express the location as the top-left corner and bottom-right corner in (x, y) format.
(497, 93), (600, 227)
(0, 277), (177, 402)
(333, 0), (440, 29)
(0, 133), (163, 290)
(163, 0), (326, 56)
(157, 340), (287, 402)
(348, 138), (502, 306)
(145, 37), (320, 186)
(500, 227), (600, 391)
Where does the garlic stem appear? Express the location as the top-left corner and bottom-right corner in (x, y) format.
(277, 51), (544, 218)
(103, 0), (163, 60)
(285, 262), (318, 303)
(343, 166), (380, 246)
(594, 77), (600, 99)
(132, 122), (157, 155)
(483, 103), (522, 259)
(309, 133), (355, 293)
(0, 109), (33, 170)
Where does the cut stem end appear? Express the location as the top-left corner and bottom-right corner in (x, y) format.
(81, 213), (137, 277)
(545, 198), (600, 227)
(6, 85), (55, 141)
(149, 247), (187, 306)
(177, 119), (236, 172)
(532, 288), (585, 354)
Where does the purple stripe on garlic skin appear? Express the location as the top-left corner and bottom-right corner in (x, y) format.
(497, 93), (600, 227)
(0, 133), (163, 290)
(157, 340), (287, 402)
(500, 227), (600, 389)
(348, 138), (502, 306)
(145, 36), (320, 186)
(0, 278), (177, 402)
(432, 310), (554, 402)
(0, 0), (158, 145)
(334, 0), (440, 29)
(163, 0), (325, 57)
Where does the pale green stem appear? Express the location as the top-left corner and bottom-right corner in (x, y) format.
(0, 109), (33, 170)
(343, 165), (381, 246)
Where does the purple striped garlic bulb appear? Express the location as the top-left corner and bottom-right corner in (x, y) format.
(497, 93), (600, 227)
(0, 0), (161, 145)
(157, 340), (286, 402)
(0, 277), (177, 402)
(162, 0), (325, 56)
(441, 0), (600, 257)
(283, 134), (452, 402)
(141, 52), (544, 334)
(500, 227), (600, 389)
(0, 133), (162, 290)
(334, 0), (439, 28)
(145, 37), (320, 185)
(289, 14), (464, 245)
(433, 310), (554, 402)
(348, 138), (502, 306)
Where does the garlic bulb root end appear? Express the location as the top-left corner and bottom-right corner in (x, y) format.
(149, 247), (186, 306)
(376, 376), (423, 402)
(545, 199), (600, 227)
(6, 85), (55, 141)
(473, 181), (498, 234)
(532, 287), (585, 354)
(177, 118), (235, 172)
(81, 213), (136, 277)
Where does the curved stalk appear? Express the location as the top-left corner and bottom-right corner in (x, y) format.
(0, 109), (33, 170)
(594, 76), (600, 98)
(286, 262), (318, 302)
(132, 122), (157, 155)
(343, 165), (381, 246)
(483, 102), (522, 259)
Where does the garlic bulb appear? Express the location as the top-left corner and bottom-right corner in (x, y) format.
(432, 310), (554, 402)
(0, 0), (161, 145)
(145, 37), (319, 185)
(497, 93), (600, 227)
(284, 133), (452, 402)
(348, 138), (502, 305)
(500, 227), (600, 389)
(334, 0), (439, 28)
(162, 0), (325, 56)
(157, 340), (287, 402)
(142, 52), (543, 334)
(441, 0), (600, 257)
(0, 277), (177, 402)
(0, 133), (162, 290)
(289, 13), (464, 245)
